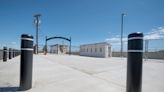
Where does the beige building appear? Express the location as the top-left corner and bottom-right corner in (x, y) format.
(50, 44), (68, 54)
(80, 42), (112, 58)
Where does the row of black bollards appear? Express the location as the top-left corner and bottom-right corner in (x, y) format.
(3, 47), (20, 62)
(1, 34), (33, 91)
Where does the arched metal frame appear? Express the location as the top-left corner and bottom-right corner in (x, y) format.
(45, 36), (71, 55)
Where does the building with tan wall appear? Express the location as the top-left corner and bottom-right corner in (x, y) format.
(80, 42), (112, 58)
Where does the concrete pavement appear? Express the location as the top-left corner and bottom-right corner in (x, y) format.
(0, 54), (164, 92)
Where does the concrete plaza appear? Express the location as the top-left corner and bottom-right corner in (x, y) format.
(0, 54), (164, 92)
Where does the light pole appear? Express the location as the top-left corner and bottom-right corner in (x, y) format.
(121, 13), (126, 58)
(34, 14), (41, 54)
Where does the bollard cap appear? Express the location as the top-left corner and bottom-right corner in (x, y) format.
(128, 32), (143, 38)
(21, 34), (33, 39)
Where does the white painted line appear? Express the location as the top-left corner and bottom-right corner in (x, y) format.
(21, 48), (33, 51)
(128, 50), (143, 52)
(128, 37), (143, 40)
(21, 38), (33, 41)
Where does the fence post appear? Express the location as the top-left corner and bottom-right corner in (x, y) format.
(20, 34), (33, 91)
(3, 47), (7, 62)
(126, 32), (143, 92)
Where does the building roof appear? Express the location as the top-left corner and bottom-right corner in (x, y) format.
(80, 42), (111, 47)
(50, 44), (68, 47)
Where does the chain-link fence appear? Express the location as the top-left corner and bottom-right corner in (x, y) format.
(112, 39), (164, 60)
(70, 46), (80, 55)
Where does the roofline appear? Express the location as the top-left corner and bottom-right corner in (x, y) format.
(80, 42), (111, 46)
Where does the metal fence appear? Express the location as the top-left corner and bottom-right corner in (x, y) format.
(112, 39), (164, 60)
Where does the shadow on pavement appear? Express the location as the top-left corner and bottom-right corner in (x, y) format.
(0, 87), (20, 92)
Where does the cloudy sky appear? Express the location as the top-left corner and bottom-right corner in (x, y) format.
(0, 0), (164, 51)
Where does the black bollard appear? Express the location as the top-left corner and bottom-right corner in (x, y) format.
(13, 49), (15, 58)
(126, 32), (143, 92)
(3, 47), (7, 62)
(20, 34), (33, 91)
(9, 48), (12, 59)
(15, 50), (16, 57)
(15, 50), (17, 57)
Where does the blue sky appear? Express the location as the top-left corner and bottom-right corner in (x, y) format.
(0, 0), (164, 51)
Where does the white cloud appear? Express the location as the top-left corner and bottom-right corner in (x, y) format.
(144, 27), (164, 40)
(159, 28), (164, 33)
(105, 37), (127, 45)
(11, 42), (16, 44)
(144, 34), (161, 40)
(106, 26), (164, 44)
(158, 27), (163, 30)
(105, 38), (120, 41)
(106, 37), (127, 42)
(108, 41), (127, 45)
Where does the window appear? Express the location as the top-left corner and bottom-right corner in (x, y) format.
(95, 48), (97, 52)
(100, 48), (102, 52)
(80, 48), (83, 52)
(91, 48), (92, 52)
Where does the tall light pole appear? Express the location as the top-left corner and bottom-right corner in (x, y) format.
(34, 14), (41, 54)
(121, 13), (126, 58)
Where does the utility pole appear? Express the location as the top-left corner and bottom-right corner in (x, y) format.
(121, 13), (126, 58)
(34, 14), (41, 54)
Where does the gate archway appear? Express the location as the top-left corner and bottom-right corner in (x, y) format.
(45, 36), (71, 55)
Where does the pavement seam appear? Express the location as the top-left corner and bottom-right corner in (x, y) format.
(41, 55), (126, 89)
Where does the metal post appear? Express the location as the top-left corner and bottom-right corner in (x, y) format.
(36, 27), (38, 54)
(34, 14), (41, 54)
(69, 37), (71, 55)
(9, 48), (12, 59)
(44, 36), (47, 55)
(126, 32), (143, 92)
(20, 34), (33, 91)
(57, 44), (58, 54)
(3, 47), (7, 62)
(16, 50), (17, 56)
(121, 13), (126, 58)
